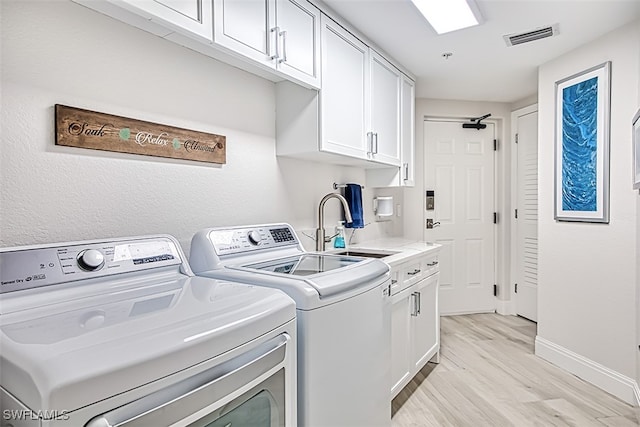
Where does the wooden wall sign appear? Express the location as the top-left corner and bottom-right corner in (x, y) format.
(55, 104), (226, 164)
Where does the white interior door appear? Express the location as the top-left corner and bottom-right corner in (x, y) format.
(424, 119), (496, 315)
(514, 106), (539, 321)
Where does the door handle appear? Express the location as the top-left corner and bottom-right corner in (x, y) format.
(403, 163), (409, 181)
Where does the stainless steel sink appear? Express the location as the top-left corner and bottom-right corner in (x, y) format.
(333, 250), (398, 259)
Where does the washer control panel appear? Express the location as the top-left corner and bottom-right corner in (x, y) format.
(0, 237), (182, 294)
(209, 224), (298, 256)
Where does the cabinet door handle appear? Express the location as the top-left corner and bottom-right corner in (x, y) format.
(374, 132), (379, 154)
(403, 163), (409, 181)
(407, 268), (421, 276)
(278, 30), (287, 63)
(270, 26), (280, 60)
(416, 291), (421, 315)
(411, 292), (419, 316)
(367, 132), (373, 155)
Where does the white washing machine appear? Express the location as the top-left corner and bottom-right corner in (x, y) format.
(0, 235), (296, 427)
(190, 223), (392, 427)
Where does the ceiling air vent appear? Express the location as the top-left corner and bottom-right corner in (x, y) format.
(504, 24), (559, 47)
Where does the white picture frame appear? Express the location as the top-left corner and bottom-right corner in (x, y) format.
(554, 62), (611, 223)
(634, 108), (640, 190)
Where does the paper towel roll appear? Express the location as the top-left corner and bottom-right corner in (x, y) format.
(374, 196), (393, 217)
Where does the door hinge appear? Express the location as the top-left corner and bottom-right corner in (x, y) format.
(493, 212), (498, 224)
(493, 139), (498, 151)
(515, 209), (518, 219)
(493, 284), (497, 296)
(515, 133), (519, 144)
(515, 283), (518, 293)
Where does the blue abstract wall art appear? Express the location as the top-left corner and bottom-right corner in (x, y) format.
(554, 62), (610, 223)
(562, 76), (598, 212)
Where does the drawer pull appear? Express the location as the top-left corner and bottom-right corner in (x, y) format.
(407, 269), (421, 276)
(391, 279), (398, 284)
(427, 261), (439, 266)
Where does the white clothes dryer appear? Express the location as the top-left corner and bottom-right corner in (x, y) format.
(190, 223), (392, 427)
(0, 235), (296, 427)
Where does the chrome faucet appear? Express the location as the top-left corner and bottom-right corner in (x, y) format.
(316, 193), (353, 251)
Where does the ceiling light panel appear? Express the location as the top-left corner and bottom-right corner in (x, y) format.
(410, 0), (483, 34)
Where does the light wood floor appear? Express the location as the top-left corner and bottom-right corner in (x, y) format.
(392, 314), (639, 427)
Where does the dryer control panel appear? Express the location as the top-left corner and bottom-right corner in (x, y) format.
(0, 236), (183, 294)
(207, 224), (299, 257)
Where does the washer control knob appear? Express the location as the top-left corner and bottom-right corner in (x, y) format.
(247, 230), (262, 245)
(77, 249), (105, 271)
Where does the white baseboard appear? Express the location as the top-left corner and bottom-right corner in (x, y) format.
(535, 336), (639, 406)
(495, 299), (515, 315)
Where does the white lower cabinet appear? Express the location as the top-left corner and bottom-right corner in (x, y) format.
(390, 258), (440, 399)
(391, 284), (413, 396)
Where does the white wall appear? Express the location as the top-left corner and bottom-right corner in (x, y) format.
(636, 17), (640, 398)
(0, 0), (394, 255)
(536, 20), (640, 404)
(405, 98), (513, 304)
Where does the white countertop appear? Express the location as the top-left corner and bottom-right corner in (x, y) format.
(327, 238), (441, 267)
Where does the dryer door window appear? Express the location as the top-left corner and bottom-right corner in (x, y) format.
(193, 372), (284, 427)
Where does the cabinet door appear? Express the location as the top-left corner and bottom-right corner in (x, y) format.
(401, 74), (415, 186)
(214, 0), (276, 66)
(369, 50), (401, 166)
(114, 0), (213, 41)
(390, 287), (412, 399)
(320, 15), (369, 159)
(275, 0), (320, 88)
(411, 273), (439, 371)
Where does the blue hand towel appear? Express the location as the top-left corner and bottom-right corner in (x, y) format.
(344, 183), (364, 228)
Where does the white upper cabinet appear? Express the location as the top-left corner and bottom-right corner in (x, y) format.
(400, 74), (416, 186)
(318, 16), (401, 166)
(213, 0), (274, 63)
(276, 14), (410, 168)
(320, 16), (370, 160)
(275, 0), (321, 87)
(365, 73), (415, 187)
(213, 0), (321, 88)
(73, 0), (213, 42)
(369, 50), (401, 166)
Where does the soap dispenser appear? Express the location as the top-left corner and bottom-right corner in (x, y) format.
(334, 221), (346, 249)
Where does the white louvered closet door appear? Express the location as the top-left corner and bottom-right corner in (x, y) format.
(515, 107), (539, 321)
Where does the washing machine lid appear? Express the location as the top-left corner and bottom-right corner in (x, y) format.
(244, 253), (362, 276)
(229, 253), (389, 300)
(0, 275), (295, 414)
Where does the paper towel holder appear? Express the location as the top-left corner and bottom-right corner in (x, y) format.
(373, 196), (393, 221)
